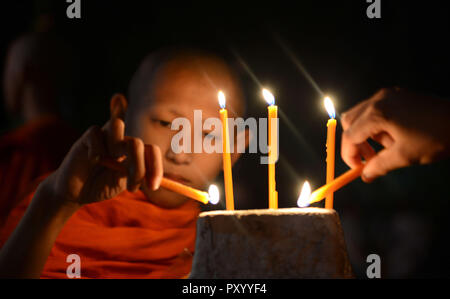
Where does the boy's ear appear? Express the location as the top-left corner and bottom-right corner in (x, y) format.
(231, 128), (251, 166)
(109, 93), (128, 120)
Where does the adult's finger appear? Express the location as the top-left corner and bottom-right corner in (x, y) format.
(144, 144), (163, 191)
(371, 132), (395, 148)
(343, 106), (386, 146)
(341, 108), (386, 168)
(341, 132), (376, 169)
(361, 145), (410, 182)
(358, 141), (376, 161)
(341, 100), (371, 130)
(341, 88), (394, 130)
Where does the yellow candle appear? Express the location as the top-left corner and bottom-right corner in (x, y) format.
(263, 89), (278, 209)
(324, 97), (336, 209)
(160, 178), (210, 204)
(218, 91), (235, 210)
(97, 156), (212, 204)
(309, 165), (364, 205)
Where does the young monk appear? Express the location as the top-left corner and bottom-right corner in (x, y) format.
(0, 48), (246, 278)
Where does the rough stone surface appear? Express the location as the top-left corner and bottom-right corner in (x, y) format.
(189, 208), (353, 278)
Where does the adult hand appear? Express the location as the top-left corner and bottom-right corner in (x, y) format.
(341, 88), (450, 182)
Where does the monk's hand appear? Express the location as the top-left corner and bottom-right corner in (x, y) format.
(45, 117), (163, 208)
(341, 87), (450, 183)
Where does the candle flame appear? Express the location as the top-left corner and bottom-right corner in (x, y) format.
(297, 181), (312, 208)
(324, 96), (336, 119)
(208, 184), (220, 205)
(262, 88), (275, 106)
(218, 91), (226, 109)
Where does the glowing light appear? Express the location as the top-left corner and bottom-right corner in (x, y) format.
(324, 96), (336, 119)
(262, 88), (275, 106)
(297, 181), (312, 208)
(208, 184), (220, 205)
(218, 91), (226, 109)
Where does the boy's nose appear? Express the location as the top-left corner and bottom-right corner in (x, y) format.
(165, 146), (192, 165)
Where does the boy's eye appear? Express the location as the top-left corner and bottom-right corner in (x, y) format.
(159, 120), (171, 128)
(152, 118), (172, 128)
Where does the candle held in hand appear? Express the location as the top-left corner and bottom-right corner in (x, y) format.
(96, 156), (213, 204)
(309, 165), (364, 205)
(159, 178), (210, 204)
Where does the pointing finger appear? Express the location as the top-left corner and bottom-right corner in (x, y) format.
(102, 118), (125, 158)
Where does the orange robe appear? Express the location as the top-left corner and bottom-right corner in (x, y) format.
(0, 176), (200, 279)
(0, 116), (78, 226)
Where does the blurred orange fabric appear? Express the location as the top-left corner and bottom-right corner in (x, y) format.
(0, 181), (200, 279)
(0, 116), (78, 226)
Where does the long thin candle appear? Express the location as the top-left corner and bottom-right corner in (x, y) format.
(159, 178), (209, 204)
(309, 165), (364, 205)
(218, 91), (235, 210)
(263, 89), (278, 209)
(268, 105), (278, 209)
(324, 97), (337, 209)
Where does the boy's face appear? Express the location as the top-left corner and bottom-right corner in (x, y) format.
(124, 60), (243, 208)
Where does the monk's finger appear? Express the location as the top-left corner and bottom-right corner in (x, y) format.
(144, 144), (163, 191)
(122, 136), (145, 192)
(81, 125), (107, 162)
(102, 118), (125, 158)
(110, 93), (128, 120)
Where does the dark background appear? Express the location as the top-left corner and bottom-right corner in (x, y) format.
(1, 0), (449, 278)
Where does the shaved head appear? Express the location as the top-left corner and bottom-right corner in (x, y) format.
(126, 48), (245, 129)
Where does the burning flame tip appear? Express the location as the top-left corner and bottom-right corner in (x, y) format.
(218, 91), (226, 109)
(297, 181), (312, 208)
(262, 88), (275, 106)
(324, 96), (336, 119)
(208, 184), (220, 205)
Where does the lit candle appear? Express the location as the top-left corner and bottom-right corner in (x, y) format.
(97, 156), (217, 205)
(262, 88), (278, 209)
(159, 178), (210, 204)
(218, 91), (235, 210)
(324, 96), (337, 209)
(309, 165), (364, 205)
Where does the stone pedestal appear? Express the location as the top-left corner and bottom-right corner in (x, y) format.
(190, 208), (353, 278)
